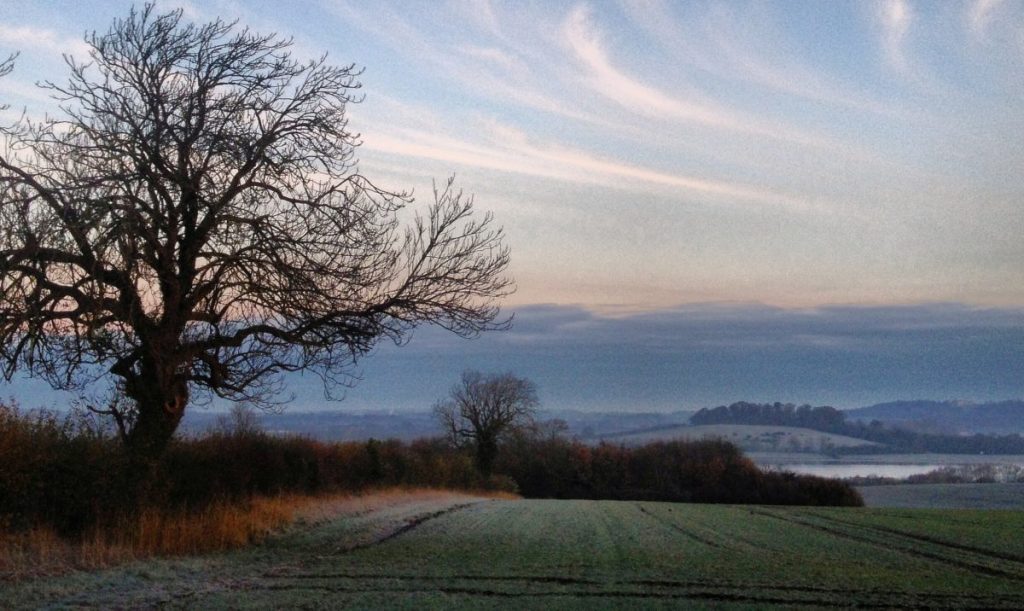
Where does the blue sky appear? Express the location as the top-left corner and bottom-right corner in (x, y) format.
(1, 1), (1023, 410)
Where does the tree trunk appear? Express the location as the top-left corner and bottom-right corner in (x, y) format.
(121, 370), (189, 503)
(126, 394), (186, 465)
(475, 436), (498, 478)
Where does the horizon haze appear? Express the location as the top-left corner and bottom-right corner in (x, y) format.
(8, 302), (1023, 413)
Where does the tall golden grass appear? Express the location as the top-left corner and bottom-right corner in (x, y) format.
(0, 487), (513, 581)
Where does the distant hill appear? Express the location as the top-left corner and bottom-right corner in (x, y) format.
(846, 400), (1024, 435)
(178, 410), (442, 441)
(550, 409), (693, 439)
(688, 401), (1024, 454)
(599, 424), (878, 452)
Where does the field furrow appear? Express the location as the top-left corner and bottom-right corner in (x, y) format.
(750, 507), (1024, 582)
(634, 503), (726, 548)
(805, 510), (1024, 566)
(811, 507), (1024, 562)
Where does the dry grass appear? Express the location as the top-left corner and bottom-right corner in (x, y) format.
(0, 487), (514, 581)
(0, 497), (297, 580)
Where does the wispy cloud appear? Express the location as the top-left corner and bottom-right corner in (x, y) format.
(0, 77), (54, 105)
(4, 0), (1023, 313)
(968, 0), (1005, 38)
(562, 5), (842, 149)
(449, 0), (503, 41)
(619, 0), (902, 117)
(362, 119), (838, 216)
(457, 45), (526, 77)
(324, 1), (610, 127)
(877, 0), (913, 72)
(563, 6), (730, 127)
(0, 24), (90, 58)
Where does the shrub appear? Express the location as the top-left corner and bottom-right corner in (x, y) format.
(496, 436), (863, 506)
(0, 404), (125, 536)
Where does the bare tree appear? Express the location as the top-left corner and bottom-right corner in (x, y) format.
(0, 54), (13, 84)
(434, 371), (538, 477)
(214, 402), (263, 438)
(0, 6), (512, 466)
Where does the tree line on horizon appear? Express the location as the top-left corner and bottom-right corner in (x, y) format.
(691, 401), (1024, 454)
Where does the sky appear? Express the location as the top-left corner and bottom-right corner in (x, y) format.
(1, 1), (1023, 411)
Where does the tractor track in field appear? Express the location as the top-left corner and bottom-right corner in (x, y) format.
(231, 503), (1024, 609)
(749, 508), (1024, 582)
(328, 502), (477, 555)
(171, 501), (481, 608)
(795, 510), (1024, 576)
(242, 579), (1022, 609)
(259, 570), (1024, 603)
(634, 504), (724, 548)
(804, 511), (1024, 565)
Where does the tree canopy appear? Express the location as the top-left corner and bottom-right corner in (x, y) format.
(0, 6), (512, 463)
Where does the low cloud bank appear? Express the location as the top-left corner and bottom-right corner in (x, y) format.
(342, 302), (1024, 411)
(6, 302), (1024, 412)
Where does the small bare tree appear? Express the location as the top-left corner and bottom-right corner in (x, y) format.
(434, 370), (538, 477)
(0, 6), (512, 468)
(214, 402), (263, 438)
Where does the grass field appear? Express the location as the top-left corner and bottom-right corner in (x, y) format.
(858, 483), (1024, 509)
(5, 495), (1024, 609)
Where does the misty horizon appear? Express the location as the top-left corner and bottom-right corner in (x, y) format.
(6, 301), (1022, 414)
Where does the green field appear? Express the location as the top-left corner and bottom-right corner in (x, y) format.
(858, 483), (1024, 509)
(6, 496), (1024, 609)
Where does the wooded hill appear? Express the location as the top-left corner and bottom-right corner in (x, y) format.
(845, 400), (1024, 435)
(690, 402), (1024, 455)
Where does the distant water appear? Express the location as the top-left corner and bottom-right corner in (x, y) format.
(770, 464), (943, 479)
